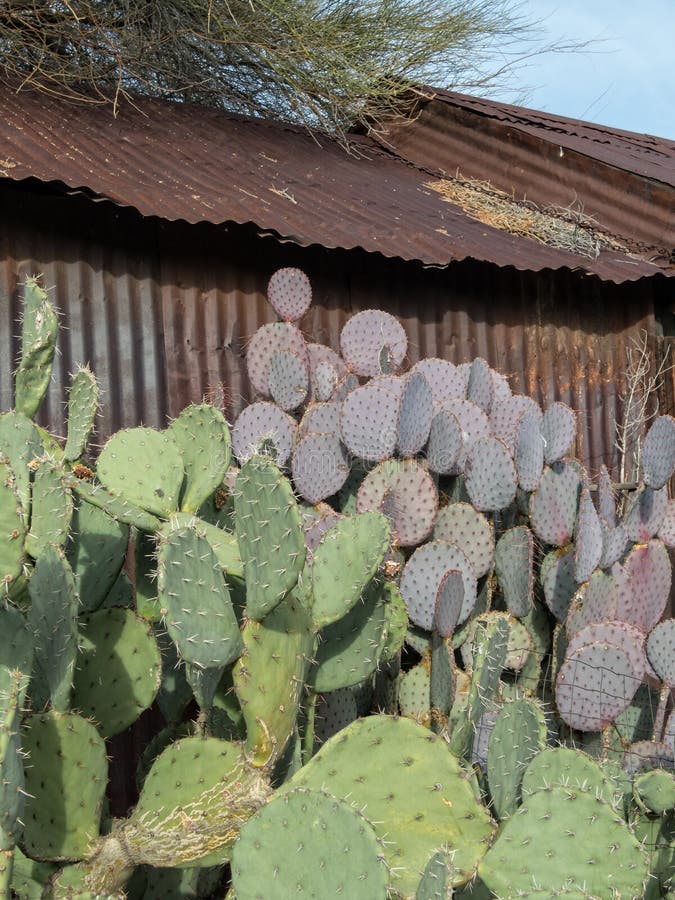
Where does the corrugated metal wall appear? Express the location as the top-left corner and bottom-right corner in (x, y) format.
(0, 181), (663, 479)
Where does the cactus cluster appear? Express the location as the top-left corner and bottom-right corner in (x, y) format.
(1, 271), (674, 900)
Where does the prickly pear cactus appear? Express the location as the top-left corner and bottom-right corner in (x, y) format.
(4, 270), (675, 899)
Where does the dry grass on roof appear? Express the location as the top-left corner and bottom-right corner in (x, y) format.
(427, 175), (627, 260)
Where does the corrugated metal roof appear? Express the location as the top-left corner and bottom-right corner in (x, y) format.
(1, 80), (672, 282)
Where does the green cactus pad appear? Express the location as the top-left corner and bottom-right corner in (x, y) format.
(232, 787), (389, 899)
(157, 523), (243, 668)
(22, 711), (107, 861)
(123, 735), (270, 868)
(486, 698), (547, 820)
(28, 544), (79, 712)
(234, 590), (316, 765)
(521, 746), (625, 809)
(72, 607), (161, 737)
(0, 410), (43, 511)
(0, 460), (25, 593)
(399, 659), (432, 726)
(25, 461), (73, 558)
(289, 715), (495, 897)
(66, 496), (129, 613)
(14, 278), (58, 420)
(70, 476), (162, 531)
(0, 669), (25, 852)
(168, 512), (243, 580)
(96, 427), (184, 517)
(311, 511), (391, 628)
(63, 365), (99, 463)
(167, 404), (232, 514)
(313, 579), (388, 692)
(478, 784), (649, 899)
(0, 605), (33, 709)
(234, 455), (305, 620)
(415, 847), (456, 900)
(634, 769), (675, 815)
(10, 845), (56, 900)
(379, 581), (408, 663)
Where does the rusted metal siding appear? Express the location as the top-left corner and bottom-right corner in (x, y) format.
(1, 82), (672, 283)
(0, 181), (660, 480)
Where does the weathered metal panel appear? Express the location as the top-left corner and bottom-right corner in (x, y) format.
(0, 182), (660, 481)
(1, 81), (671, 282)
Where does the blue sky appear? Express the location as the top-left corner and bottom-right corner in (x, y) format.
(498, 0), (674, 138)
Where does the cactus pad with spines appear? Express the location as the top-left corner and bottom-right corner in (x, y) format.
(234, 590), (315, 765)
(0, 460), (25, 591)
(340, 309), (407, 376)
(646, 619), (675, 684)
(14, 277), (58, 419)
(625, 487), (668, 548)
(310, 510), (390, 627)
(288, 715), (495, 897)
(487, 697), (547, 820)
(573, 485), (603, 583)
(466, 357), (494, 413)
(0, 410), (43, 511)
(167, 403), (232, 514)
(642, 414), (675, 490)
(494, 525), (534, 617)
(72, 607), (161, 738)
(401, 540), (477, 630)
(478, 784), (649, 898)
(291, 431), (350, 503)
(24, 460), (73, 558)
(28, 544), (79, 712)
(157, 523), (243, 667)
(541, 401), (577, 464)
(307, 343), (347, 400)
(245, 321), (308, 396)
(426, 408), (464, 474)
(234, 455), (305, 620)
(615, 538), (671, 631)
(231, 401), (296, 467)
(397, 371), (433, 457)
(266, 266), (312, 322)
(232, 787), (388, 900)
(297, 399), (340, 441)
(555, 640), (641, 731)
(339, 378), (401, 461)
(411, 358), (466, 409)
(96, 427), (184, 517)
(66, 496), (129, 613)
(433, 502), (494, 579)
(22, 711), (107, 861)
(464, 436), (517, 511)
(515, 404), (544, 492)
(313, 579), (388, 691)
(267, 349), (309, 411)
(63, 364), (99, 463)
(357, 458), (438, 547)
(529, 461), (582, 547)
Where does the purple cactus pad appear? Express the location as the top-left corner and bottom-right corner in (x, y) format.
(541, 402), (577, 464)
(574, 486), (603, 584)
(464, 436), (517, 512)
(658, 501), (675, 548)
(642, 415), (675, 490)
(356, 458), (438, 547)
(339, 378), (401, 461)
(266, 267), (312, 322)
(646, 619), (675, 684)
(339, 309), (407, 377)
(232, 401), (297, 466)
(433, 569), (465, 637)
(426, 409), (464, 475)
(529, 461), (582, 547)
(267, 349), (309, 411)
(623, 485), (668, 543)
(397, 372), (434, 458)
(292, 432), (350, 504)
(614, 539), (672, 632)
(490, 394), (540, 455)
(410, 358), (466, 410)
(246, 321), (309, 396)
(400, 540), (477, 630)
(515, 405), (545, 492)
(433, 502), (494, 578)
(466, 357), (494, 414)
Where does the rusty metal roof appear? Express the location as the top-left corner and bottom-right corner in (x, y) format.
(1, 81), (673, 282)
